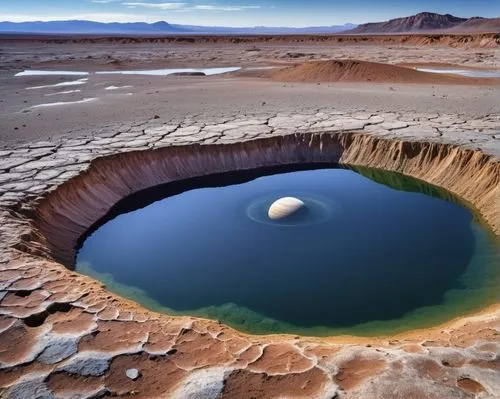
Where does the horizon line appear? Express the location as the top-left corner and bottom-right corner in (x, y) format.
(0, 19), (359, 29)
(0, 11), (496, 28)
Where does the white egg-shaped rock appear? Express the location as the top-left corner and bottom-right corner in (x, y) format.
(268, 197), (305, 220)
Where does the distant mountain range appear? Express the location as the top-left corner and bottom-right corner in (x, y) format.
(173, 24), (358, 35)
(345, 12), (500, 34)
(0, 20), (356, 35)
(0, 13), (498, 35)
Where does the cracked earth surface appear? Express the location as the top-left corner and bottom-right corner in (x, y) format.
(0, 108), (499, 398)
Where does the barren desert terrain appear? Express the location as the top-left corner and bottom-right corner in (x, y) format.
(0, 32), (499, 398)
(0, 34), (499, 143)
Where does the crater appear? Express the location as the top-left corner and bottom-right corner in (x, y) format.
(74, 164), (499, 335)
(31, 133), (500, 337)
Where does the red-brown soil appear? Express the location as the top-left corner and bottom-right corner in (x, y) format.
(270, 59), (500, 84)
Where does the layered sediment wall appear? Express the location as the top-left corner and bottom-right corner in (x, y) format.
(2, 33), (498, 48)
(32, 132), (499, 266)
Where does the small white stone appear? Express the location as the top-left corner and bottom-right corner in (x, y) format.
(126, 368), (140, 380)
(268, 197), (305, 220)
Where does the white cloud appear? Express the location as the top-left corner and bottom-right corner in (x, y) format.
(121, 2), (187, 9)
(121, 2), (260, 12)
(193, 5), (260, 11)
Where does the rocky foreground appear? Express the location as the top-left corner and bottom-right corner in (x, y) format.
(0, 108), (499, 398)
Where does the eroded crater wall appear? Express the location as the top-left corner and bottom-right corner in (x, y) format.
(31, 132), (499, 266)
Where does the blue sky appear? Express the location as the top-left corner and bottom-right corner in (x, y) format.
(1, 0), (499, 27)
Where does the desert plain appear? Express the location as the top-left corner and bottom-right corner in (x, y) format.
(0, 32), (499, 398)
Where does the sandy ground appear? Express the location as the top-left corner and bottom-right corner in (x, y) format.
(2, 74), (499, 143)
(0, 40), (499, 143)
